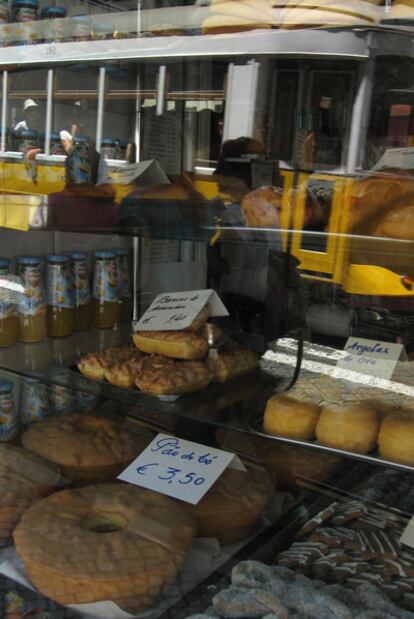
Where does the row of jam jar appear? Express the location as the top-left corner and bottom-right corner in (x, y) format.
(0, 372), (98, 441)
(0, 1), (126, 45)
(0, 249), (132, 347)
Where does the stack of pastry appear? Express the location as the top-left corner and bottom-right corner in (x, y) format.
(201, 0), (381, 34)
(78, 304), (259, 397)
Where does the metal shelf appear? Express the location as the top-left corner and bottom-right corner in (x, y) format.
(0, 28), (372, 68)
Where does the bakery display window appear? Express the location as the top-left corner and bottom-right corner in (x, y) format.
(0, 6), (414, 619)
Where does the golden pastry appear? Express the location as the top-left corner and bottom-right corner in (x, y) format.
(316, 403), (379, 454)
(132, 330), (208, 360)
(78, 345), (136, 381)
(136, 354), (213, 396)
(264, 394), (321, 440)
(378, 413), (414, 466)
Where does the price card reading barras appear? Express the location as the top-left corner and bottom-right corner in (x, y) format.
(118, 433), (240, 504)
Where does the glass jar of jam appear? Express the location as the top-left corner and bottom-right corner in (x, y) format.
(50, 132), (65, 155)
(101, 137), (119, 160)
(40, 6), (66, 43)
(0, 0), (8, 23)
(12, 0), (39, 45)
(17, 256), (46, 344)
(19, 377), (49, 425)
(116, 249), (132, 323)
(0, 258), (18, 348)
(48, 368), (75, 416)
(92, 250), (119, 329)
(67, 251), (91, 332)
(0, 381), (17, 441)
(71, 14), (91, 42)
(46, 254), (74, 338)
(13, 128), (39, 154)
(66, 135), (92, 185)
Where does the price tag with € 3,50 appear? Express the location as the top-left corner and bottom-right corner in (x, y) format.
(118, 433), (244, 504)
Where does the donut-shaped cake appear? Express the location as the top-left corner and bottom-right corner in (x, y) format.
(21, 414), (153, 484)
(0, 444), (61, 544)
(190, 467), (274, 544)
(13, 483), (196, 612)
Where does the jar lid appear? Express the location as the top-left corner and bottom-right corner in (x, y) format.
(67, 251), (87, 260)
(50, 132), (61, 140)
(95, 250), (116, 259)
(22, 377), (40, 384)
(13, 129), (38, 138)
(94, 23), (113, 33)
(101, 137), (118, 145)
(13, 0), (38, 8)
(0, 258), (10, 268)
(41, 6), (66, 18)
(116, 248), (128, 256)
(73, 14), (91, 22)
(0, 381), (13, 394)
(47, 254), (69, 263)
(17, 256), (42, 265)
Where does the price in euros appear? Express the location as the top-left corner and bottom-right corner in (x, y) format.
(136, 463), (205, 486)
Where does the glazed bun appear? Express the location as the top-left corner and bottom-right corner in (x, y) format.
(373, 203), (414, 240)
(378, 413), (414, 466)
(316, 404), (379, 454)
(264, 394), (321, 440)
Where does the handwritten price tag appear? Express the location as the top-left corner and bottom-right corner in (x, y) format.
(133, 289), (228, 332)
(118, 433), (240, 504)
(336, 337), (405, 380)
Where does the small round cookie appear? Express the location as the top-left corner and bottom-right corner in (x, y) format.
(189, 467), (274, 544)
(0, 444), (61, 544)
(22, 414), (153, 484)
(264, 394), (321, 440)
(316, 404), (379, 454)
(378, 414), (414, 466)
(13, 483), (196, 613)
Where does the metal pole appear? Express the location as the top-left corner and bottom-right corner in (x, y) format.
(96, 66), (106, 153)
(45, 69), (54, 156)
(133, 236), (140, 322)
(346, 55), (375, 174)
(156, 65), (167, 117)
(1, 71), (7, 151)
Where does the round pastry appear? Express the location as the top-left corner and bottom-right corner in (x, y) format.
(13, 483), (196, 612)
(21, 414), (153, 484)
(241, 186), (282, 228)
(189, 467), (274, 544)
(0, 444), (61, 545)
(372, 203), (414, 240)
(132, 330), (208, 360)
(378, 413), (414, 466)
(264, 394), (321, 440)
(316, 404), (379, 454)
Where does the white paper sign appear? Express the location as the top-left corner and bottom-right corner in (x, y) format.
(118, 433), (240, 504)
(336, 337), (405, 380)
(401, 517), (414, 550)
(133, 289), (229, 331)
(108, 159), (170, 186)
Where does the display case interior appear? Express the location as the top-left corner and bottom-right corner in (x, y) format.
(1, 2), (414, 617)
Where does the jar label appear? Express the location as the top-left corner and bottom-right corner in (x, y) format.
(102, 145), (117, 160)
(49, 384), (75, 415)
(68, 141), (92, 184)
(76, 390), (98, 413)
(118, 255), (131, 298)
(20, 381), (48, 424)
(0, 393), (16, 441)
(18, 266), (45, 316)
(73, 260), (91, 307)
(47, 263), (74, 309)
(93, 259), (119, 303)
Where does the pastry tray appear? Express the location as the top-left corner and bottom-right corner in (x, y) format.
(68, 363), (280, 418)
(247, 412), (414, 474)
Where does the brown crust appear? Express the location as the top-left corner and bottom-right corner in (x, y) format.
(207, 344), (259, 383)
(132, 330), (208, 360)
(190, 467), (273, 543)
(21, 414), (153, 482)
(78, 345), (138, 381)
(136, 354), (213, 395)
(13, 484), (196, 611)
(0, 444), (61, 544)
(104, 354), (145, 389)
